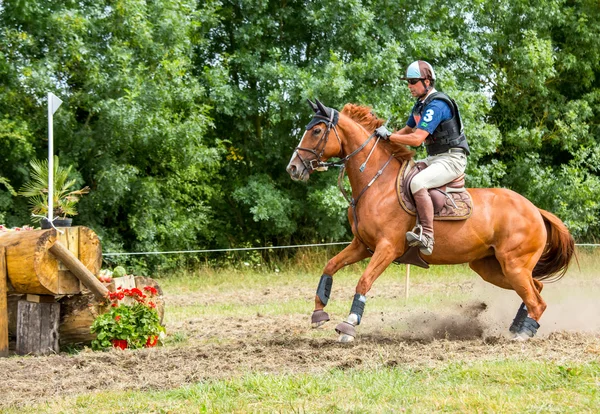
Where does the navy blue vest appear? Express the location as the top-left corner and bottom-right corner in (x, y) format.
(413, 92), (470, 156)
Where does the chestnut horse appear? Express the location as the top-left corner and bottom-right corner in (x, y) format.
(286, 99), (574, 342)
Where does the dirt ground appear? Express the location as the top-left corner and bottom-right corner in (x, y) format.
(1, 279), (600, 409)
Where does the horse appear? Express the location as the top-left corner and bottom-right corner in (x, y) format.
(286, 99), (575, 343)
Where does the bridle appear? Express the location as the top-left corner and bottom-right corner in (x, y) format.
(293, 109), (377, 173)
(293, 106), (395, 252)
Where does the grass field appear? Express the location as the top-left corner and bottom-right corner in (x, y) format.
(1, 247), (599, 413)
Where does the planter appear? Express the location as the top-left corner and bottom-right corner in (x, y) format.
(145, 336), (158, 348)
(41, 217), (73, 229)
(110, 336), (158, 350)
(111, 339), (128, 350)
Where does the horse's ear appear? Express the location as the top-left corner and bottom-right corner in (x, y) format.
(307, 99), (318, 113)
(315, 98), (328, 115)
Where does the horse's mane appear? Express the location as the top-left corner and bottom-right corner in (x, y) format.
(341, 103), (415, 161)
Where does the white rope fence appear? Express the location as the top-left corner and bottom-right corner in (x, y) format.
(103, 242), (598, 302)
(103, 242), (599, 257)
(102, 242), (352, 257)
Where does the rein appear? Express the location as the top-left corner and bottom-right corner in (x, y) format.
(297, 110), (396, 251)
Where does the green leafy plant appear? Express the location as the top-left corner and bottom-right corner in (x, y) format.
(90, 286), (165, 350)
(18, 156), (90, 222)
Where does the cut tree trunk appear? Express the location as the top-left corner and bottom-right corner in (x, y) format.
(0, 227), (102, 295)
(16, 299), (60, 355)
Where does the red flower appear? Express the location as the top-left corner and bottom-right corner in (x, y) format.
(143, 286), (158, 295)
(130, 288), (144, 297)
(148, 302), (156, 309)
(112, 303), (118, 307)
(115, 315), (121, 321)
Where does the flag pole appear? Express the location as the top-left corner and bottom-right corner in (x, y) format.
(47, 92), (62, 226)
(48, 93), (54, 225)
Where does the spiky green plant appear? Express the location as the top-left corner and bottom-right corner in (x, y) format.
(19, 156), (89, 222)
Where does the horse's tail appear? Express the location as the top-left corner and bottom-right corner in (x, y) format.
(532, 209), (575, 282)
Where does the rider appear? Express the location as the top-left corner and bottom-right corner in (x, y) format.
(374, 60), (470, 255)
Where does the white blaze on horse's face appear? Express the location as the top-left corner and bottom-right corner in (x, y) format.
(286, 129), (312, 182)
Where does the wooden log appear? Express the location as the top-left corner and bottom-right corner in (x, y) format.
(49, 241), (108, 300)
(1, 247), (8, 357)
(16, 299), (60, 355)
(0, 227), (102, 295)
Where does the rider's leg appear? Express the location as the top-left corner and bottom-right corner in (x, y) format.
(407, 153), (466, 254)
(407, 189), (435, 254)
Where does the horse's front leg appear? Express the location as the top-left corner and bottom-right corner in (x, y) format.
(312, 238), (371, 328)
(335, 240), (396, 342)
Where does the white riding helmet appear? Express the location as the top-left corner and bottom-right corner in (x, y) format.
(401, 60), (436, 80)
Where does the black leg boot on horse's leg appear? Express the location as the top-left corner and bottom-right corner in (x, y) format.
(311, 274), (332, 328)
(510, 302), (540, 340)
(509, 302), (528, 333)
(406, 189), (435, 255)
(335, 294), (366, 343)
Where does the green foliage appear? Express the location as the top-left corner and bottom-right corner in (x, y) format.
(1, 0), (599, 263)
(90, 286), (164, 350)
(90, 302), (164, 350)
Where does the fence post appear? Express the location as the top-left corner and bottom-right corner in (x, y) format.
(404, 264), (410, 302)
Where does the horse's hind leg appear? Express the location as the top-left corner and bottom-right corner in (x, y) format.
(311, 238), (371, 328)
(469, 256), (545, 339)
(508, 277), (544, 335)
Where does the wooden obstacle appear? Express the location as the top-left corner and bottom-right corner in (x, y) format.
(1, 246), (7, 357)
(0, 227), (103, 296)
(0, 226), (106, 355)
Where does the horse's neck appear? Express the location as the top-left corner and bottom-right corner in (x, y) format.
(338, 123), (400, 197)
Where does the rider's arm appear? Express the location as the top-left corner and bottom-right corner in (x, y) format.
(389, 128), (428, 146)
(396, 125), (414, 135)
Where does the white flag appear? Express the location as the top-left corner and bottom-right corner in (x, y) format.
(49, 92), (62, 115)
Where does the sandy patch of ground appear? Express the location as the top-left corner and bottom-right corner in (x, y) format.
(1, 303), (599, 409)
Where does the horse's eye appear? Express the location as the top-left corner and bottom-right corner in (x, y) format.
(313, 128), (322, 135)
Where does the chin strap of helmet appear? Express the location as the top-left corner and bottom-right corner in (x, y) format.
(419, 79), (432, 98)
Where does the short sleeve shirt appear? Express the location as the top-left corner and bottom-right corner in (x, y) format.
(406, 99), (453, 134)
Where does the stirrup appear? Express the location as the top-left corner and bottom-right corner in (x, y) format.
(406, 226), (434, 255)
(406, 225), (423, 245)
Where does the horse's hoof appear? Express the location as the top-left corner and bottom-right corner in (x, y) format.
(338, 334), (355, 343)
(511, 333), (529, 341)
(311, 310), (330, 328)
(511, 316), (540, 340)
(335, 321), (356, 342)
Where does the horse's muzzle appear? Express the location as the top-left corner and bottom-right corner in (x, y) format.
(286, 158), (310, 182)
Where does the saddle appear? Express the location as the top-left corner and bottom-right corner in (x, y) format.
(396, 160), (473, 220)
